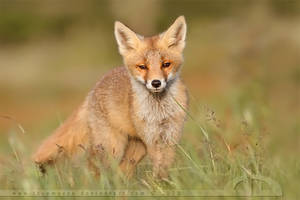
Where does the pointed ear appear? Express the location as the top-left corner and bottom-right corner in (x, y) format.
(161, 16), (187, 51)
(114, 21), (141, 55)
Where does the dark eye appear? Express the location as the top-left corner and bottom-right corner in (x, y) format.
(162, 62), (171, 68)
(138, 65), (147, 70)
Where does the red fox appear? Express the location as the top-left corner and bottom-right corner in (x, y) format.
(33, 16), (188, 179)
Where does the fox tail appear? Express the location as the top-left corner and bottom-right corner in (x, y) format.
(32, 102), (90, 166)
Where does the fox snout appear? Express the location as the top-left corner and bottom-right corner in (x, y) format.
(146, 79), (167, 93)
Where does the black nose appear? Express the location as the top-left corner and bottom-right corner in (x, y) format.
(151, 80), (161, 88)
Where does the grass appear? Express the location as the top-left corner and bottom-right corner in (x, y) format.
(0, 89), (290, 199)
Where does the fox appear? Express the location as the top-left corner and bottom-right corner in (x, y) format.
(33, 16), (189, 179)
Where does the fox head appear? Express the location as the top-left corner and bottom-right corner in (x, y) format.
(114, 16), (187, 93)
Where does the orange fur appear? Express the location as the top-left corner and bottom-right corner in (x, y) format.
(33, 103), (90, 164)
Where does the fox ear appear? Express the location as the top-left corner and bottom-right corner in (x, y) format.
(161, 16), (187, 51)
(114, 21), (141, 55)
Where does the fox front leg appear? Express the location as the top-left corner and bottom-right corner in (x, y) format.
(147, 119), (184, 179)
(147, 143), (176, 179)
(119, 138), (147, 178)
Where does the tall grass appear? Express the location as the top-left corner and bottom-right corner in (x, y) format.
(0, 92), (285, 199)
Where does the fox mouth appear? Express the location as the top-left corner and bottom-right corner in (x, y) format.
(146, 83), (166, 93)
(149, 88), (164, 93)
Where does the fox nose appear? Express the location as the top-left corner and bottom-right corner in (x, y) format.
(151, 80), (161, 88)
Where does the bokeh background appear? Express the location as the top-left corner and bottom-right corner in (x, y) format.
(0, 0), (299, 198)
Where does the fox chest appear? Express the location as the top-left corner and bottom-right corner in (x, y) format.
(132, 96), (181, 144)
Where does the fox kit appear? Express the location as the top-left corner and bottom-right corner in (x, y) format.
(33, 16), (188, 179)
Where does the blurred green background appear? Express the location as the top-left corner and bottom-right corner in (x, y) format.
(0, 0), (299, 199)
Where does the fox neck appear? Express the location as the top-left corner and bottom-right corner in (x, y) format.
(129, 71), (181, 118)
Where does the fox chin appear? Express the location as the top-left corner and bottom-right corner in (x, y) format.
(33, 16), (189, 179)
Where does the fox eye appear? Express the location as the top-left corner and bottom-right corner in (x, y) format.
(162, 62), (171, 68)
(138, 65), (147, 70)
